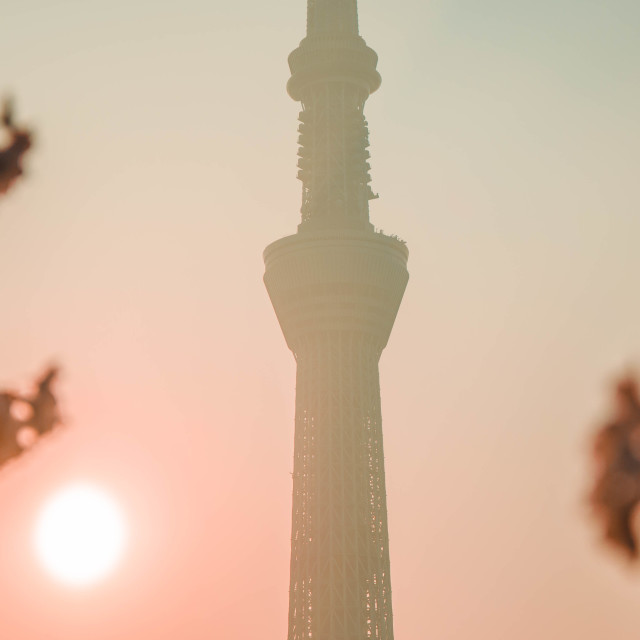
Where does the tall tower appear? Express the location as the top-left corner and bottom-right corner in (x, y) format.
(264, 2), (409, 639)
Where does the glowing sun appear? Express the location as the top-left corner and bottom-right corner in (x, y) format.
(34, 484), (127, 587)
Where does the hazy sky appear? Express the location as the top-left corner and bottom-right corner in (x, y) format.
(1, 0), (640, 638)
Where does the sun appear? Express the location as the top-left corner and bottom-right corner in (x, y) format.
(34, 483), (128, 587)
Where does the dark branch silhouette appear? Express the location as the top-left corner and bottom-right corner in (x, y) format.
(590, 377), (640, 559)
(0, 97), (33, 196)
(0, 367), (61, 470)
(0, 98), (61, 473)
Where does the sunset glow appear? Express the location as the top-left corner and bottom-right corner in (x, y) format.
(34, 484), (127, 587)
(1, 0), (639, 637)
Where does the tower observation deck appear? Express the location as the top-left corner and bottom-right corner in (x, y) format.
(264, 1), (409, 639)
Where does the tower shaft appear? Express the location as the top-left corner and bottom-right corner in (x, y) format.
(296, 83), (374, 229)
(291, 333), (392, 639)
(265, 2), (408, 639)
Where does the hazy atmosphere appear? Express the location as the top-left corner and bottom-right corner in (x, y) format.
(1, 0), (640, 637)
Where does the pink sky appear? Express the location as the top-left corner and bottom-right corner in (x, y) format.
(1, 0), (640, 637)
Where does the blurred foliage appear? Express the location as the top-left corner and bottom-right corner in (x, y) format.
(0, 98), (61, 470)
(591, 377), (640, 560)
(0, 97), (33, 196)
(0, 367), (61, 470)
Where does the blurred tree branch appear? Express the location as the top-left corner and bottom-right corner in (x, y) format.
(590, 376), (640, 560)
(0, 97), (61, 470)
(0, 97), (33, 196)
(0, 367), (61, 469)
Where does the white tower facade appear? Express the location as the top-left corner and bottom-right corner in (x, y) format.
(264, 2), (409, 638)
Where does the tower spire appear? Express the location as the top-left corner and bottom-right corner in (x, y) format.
(307, 0), (359, 35)
(288, 0), (381, 231)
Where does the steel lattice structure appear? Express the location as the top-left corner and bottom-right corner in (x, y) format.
(264, 2), (409, 639)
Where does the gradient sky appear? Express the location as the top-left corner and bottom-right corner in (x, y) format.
(1, 0), (640, 638)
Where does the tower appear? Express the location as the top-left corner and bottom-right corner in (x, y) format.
(264, 1), (409, 639)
